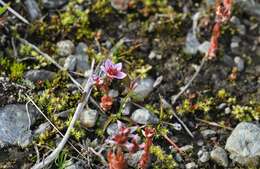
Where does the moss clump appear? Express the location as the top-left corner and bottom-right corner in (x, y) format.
(0, 56), (25, 81)
(150, 145), (177, 169)
(10, 62), (26, 80)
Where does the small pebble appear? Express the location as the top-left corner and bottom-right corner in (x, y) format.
(185, 162), (197, 169)
(57, 40), (75, 57)
(131, 109), (159, 124)
(234, 56), (245, 72)
(210, 146), (229, 167)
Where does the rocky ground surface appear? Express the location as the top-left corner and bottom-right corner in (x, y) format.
(0, 0), (260, 169)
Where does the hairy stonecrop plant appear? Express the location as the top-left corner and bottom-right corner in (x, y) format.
(206, 0), (233, 59)
(105, 120), (156, 169)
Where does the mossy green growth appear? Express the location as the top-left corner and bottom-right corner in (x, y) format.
(150, 145), (176, 169)
(10, 62), (26, 80)
(0, 56), (25, 81)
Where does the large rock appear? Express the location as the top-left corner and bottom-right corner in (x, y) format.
(225, 122), (260, 166)
(0, 104), (39, 148)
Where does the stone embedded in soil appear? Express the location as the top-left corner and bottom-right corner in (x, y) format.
(24, 69), (55, 82)
(42, 0), (69, 9)
(210, 146), (229, 167)
(24, 0), (41, 21)
(201, 129), (216, 139)
(57, 40), (75, 57)
(179, 145), (194, 152)
(106, 123), (119, 136)
(131, 78), (154, 101)
(221, 55), (235, 67)
(198, 149), (210, 163)
(225, 122), (260, 167)
(64, 55), (77, 71)
(184, 31), (200, 55)
(111, 0), (130, 11)
(126, 150), (144, 168)
(75, 43), (90, 73)
(234, 56), (245, 72)
(131, 108), (159, 125)
(185, 162), (197, 169)
(0, 104), (39, 148)
(198, 41), (210, 54)
(80, 109), (98, 128)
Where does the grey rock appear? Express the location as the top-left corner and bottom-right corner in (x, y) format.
(75, 42), (87, 55)
(184, 31), (200, 55)
(210, 146), (229, 167)
(225, 107), (231, 114)
(126, 150), (144, 168)
(75, 43), (89, 73)
(256, 47), (260, 57)
(107, 123), (119, 136)
(65, 161), (84, 169)
(80, 109), (98, 128)
(180, 145), (194, 152)
(234, 56), (245, 72)
(24, 0), (41, 21)
(198, 41), (210, 54)
(175, 153), (183, 162)
(225, 122), (260, 166)
(42, 0), (69, 9)
(198, 150), (210, 163)
(185, 162), (197, 169)
(57, 40), (75, 57)
(201, 129), (216, 138)
(131, 78), (154, 101)
(237, 24), (246, 35)
(108, 89), (119, 98)
(111, 0), (129, 11)
(64, 55), (77, 71)
(24, 70), (55, 82)
(231, 37), (241, 54)
(131, 109), (159, 125)
(34, 122), (50, 135)
(222, 55), (234, 67)
(148, 50), (162, 60)
(122, 103), (132, 116)
(0, 104), (38, 148)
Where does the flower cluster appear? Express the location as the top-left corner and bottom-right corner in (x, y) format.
(207, 0), (233, 59)
(106, 121), (140, 153)
(92, 59), (127, 111)
(106, 121), (156, 169)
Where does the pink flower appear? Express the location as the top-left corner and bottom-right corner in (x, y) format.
(91, 74), (104, 86)
(101, 59), (127, 80)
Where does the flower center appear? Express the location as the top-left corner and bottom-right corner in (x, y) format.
(107, 67), (118, 76)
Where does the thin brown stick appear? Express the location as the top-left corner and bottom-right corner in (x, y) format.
(162, 135), (182, 153)
(195, 117), (233, 131)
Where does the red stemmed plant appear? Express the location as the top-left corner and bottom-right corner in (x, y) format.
(207, 0), (233, 59)
(138, 127), (156, 169)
